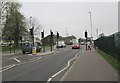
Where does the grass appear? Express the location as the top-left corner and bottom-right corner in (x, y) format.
(2, 46), (21, 52)
(98, 49), (120, 71)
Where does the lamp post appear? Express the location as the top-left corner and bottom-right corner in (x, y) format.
(89, 12), (93, 41)
(30, 16), (32, 28)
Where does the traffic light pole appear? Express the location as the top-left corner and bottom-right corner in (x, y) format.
(41, 30), (45, 52)
(50, 30), (53, 52)
(9, 36), (12, 54)
(57, 37), (59, 50)
(32, 35), (34, 46)
(85, 30), (88, 50)
(57, 31), (59, 50)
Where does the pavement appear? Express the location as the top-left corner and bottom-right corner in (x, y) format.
(61, 46), (118, 81)
(1, 47), (56, 56)
(1, 50), (21, 56)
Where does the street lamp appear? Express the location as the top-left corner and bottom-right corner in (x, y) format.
(30, 16), (32, 28)
(89, 12), (93, 42)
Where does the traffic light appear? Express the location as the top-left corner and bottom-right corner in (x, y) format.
(41, 31), (44, 38)
(85, 30), (87, 38)
(50, 30), (53, 38)
(57, 32), (59, 38)
(29, 28), (33, 36)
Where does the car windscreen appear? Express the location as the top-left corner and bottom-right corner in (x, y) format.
(22, 43), (31, 47)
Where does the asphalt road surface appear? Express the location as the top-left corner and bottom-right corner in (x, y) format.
(2, 45), (83, 81)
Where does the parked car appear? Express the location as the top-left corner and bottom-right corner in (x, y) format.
(72, 43), (80, 49)
(0, 43), (8, 47)
(21, 42), (41, 54)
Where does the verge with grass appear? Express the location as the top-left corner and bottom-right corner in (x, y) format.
(98, 49), (120, 71)
(2, 46), (21, 52)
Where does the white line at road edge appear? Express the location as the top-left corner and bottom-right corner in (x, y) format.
(0, 64), (16, 72)
(13, 58), (21, 63)
(47, 51), (82, 83)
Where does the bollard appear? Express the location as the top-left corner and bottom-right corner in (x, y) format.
(32, 47), (36, 55)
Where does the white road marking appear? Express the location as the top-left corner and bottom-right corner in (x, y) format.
(29, 57), (38, 60)
(47, 52), (81, 83)
(13, 58), (21, 63)
(52, 66), (68, 78)
(47, 78), (52, 83)
(36, 57), (42, 60)
(0, 65), (13, 69)
(0, 64), (16, 72)
(28, 54), (32, 55)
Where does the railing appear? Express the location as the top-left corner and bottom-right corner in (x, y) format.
(94, 32), (120, 60)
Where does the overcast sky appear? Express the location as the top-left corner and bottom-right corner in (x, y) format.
(19, 0), (118, 39)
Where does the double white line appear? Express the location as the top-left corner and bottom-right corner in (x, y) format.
(0, 64), (16, 72)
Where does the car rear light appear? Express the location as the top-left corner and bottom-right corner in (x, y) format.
(77, 45), (79, 47)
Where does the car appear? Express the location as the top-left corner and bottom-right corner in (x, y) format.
(80, 42), (85, 45)
(0, 43), (8, 47)
(72, 43), (80, 49)
(21, 42), (41, 54)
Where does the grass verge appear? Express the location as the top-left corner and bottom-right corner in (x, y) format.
(98, 49), (120, 71)
(2, 46), (21, 52)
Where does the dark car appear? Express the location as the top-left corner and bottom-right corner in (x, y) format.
(72, 43), (80, 49)
(21, 42), (41, 54)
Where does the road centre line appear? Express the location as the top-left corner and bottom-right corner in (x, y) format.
(1, 56), (43, 72)
(0, 64), (16, 72)
(0, 65), (14, 70)
(13, 58), (21, 63)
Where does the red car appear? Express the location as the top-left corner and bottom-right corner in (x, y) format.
(72, 44), (80, 49)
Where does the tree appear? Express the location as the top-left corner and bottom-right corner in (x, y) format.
(2, 2), (28, 47)
(27, 17), (42, 39)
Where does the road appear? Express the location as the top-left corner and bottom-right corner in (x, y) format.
(2, 45), (83, 81)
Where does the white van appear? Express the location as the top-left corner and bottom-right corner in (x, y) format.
(56, 41), (66, 48)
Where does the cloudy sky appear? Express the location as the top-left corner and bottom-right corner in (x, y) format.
(19, 0), (118, 39)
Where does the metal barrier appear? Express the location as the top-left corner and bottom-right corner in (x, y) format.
(94, 32), (120, 60)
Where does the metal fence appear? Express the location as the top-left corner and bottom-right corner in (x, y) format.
(94, 32), (120, 60)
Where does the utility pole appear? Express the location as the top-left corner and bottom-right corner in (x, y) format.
(66, 27), (68, 37)
(89, 12), (93, 42)
(96, 28), (98, 38)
